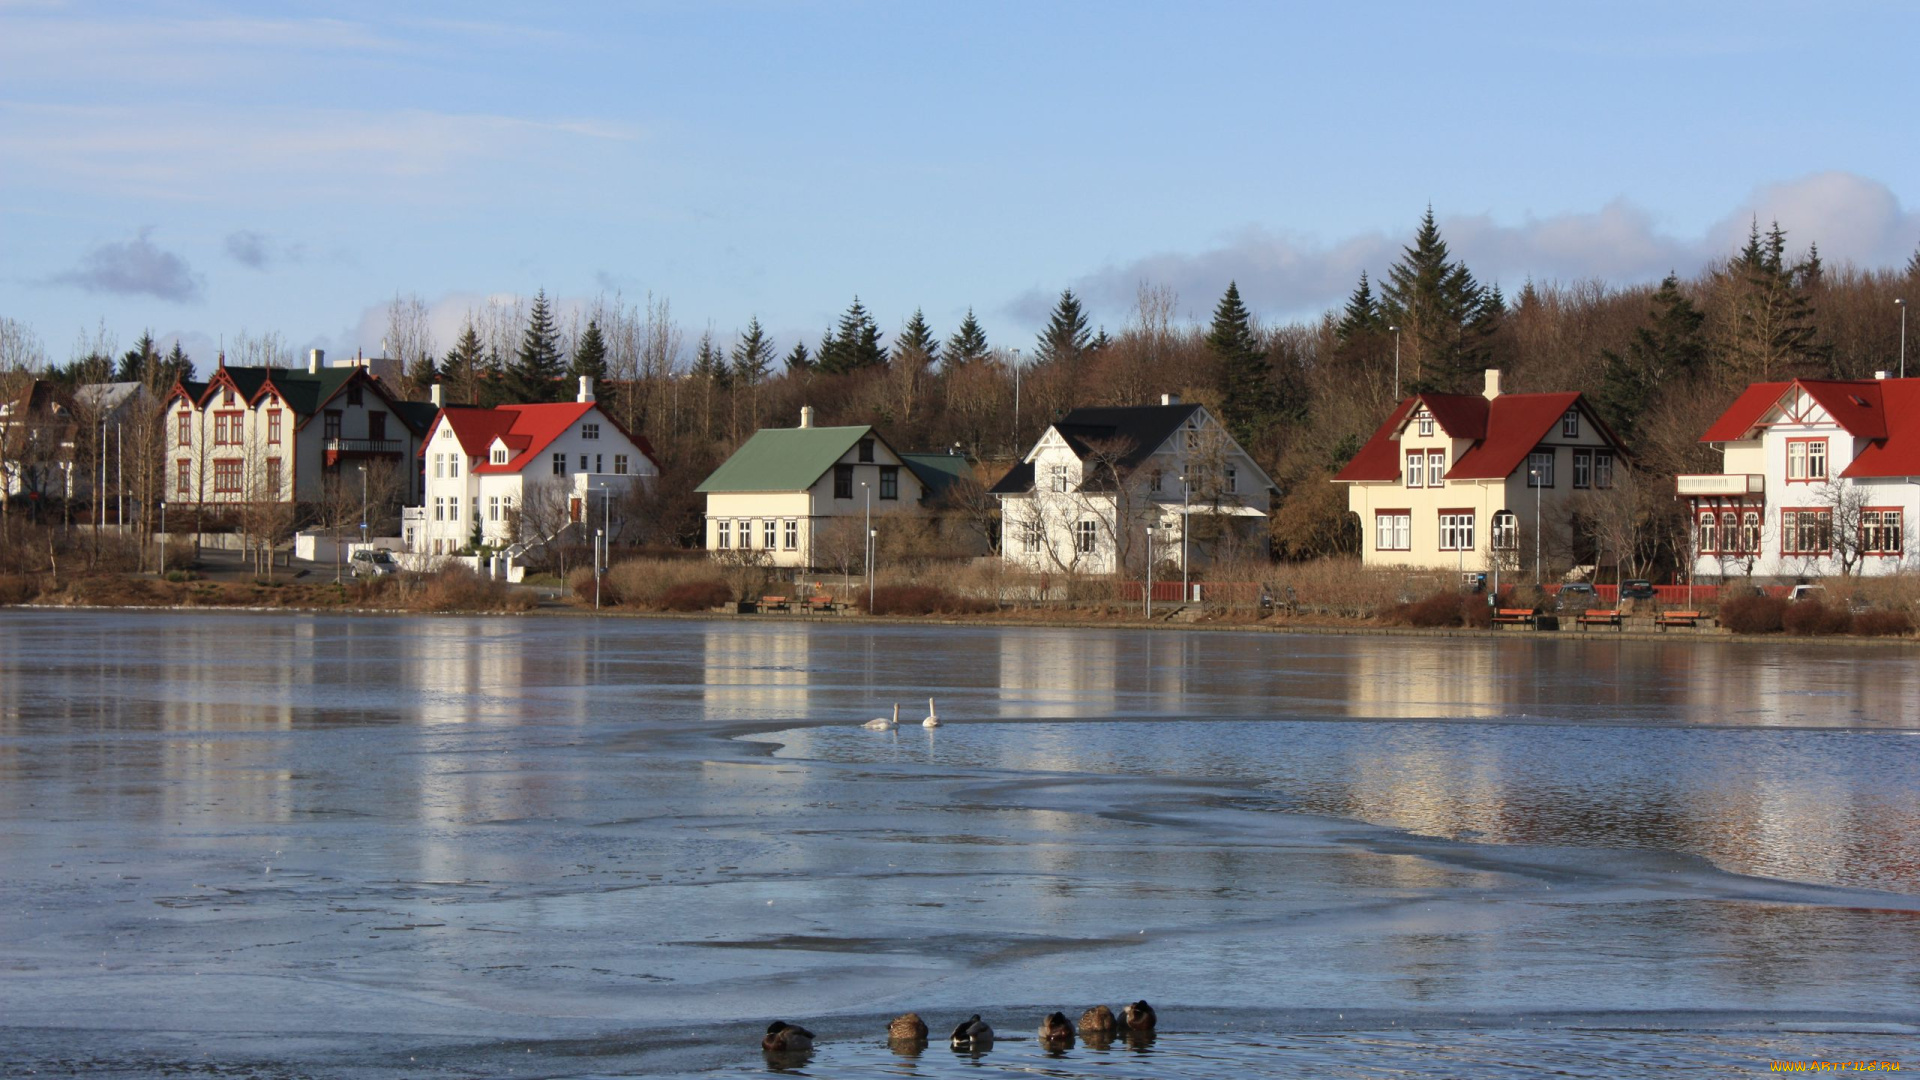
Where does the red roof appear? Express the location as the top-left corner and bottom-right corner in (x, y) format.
(423, 401), (659, 475)
(1334, 390), (1614, 484)
(1331, 398), (1415, 482)
(1698, 376), (1920, 478)
(1842, 378), (1920, 478)
(1421, 393), (1489, 441)
(1698, 382), (1792, 442)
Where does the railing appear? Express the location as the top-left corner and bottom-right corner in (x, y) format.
(325, 438), (404, 454)
(1676, 473), (1763, 496)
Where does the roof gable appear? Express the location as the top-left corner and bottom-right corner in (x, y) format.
(1335, 391), (1618, 484)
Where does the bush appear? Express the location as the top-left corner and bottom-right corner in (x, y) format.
(1850, 608), (1915, 637)
(863, 584), (995, 616)
(1719, 594), (1787, 634)
(1387, 591), (1487, 628)
(659, 581), (731, 611)
(1782, 599), (1851, 636)
(0, 574), (42, 604)
(605, 557), (730, 609)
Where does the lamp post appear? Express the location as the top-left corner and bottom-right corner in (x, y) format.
(1897, 298), (1908, 378)
(596, 482), (609, 611)
(861, 480), (872, 613)
(1010, 348), (1023, 452)
(358, 463), (368, 545)
(1145, 524), (1154, 619)
(1532, 460), (1543, 586)
(1179, 474), (1190, 604)
(159, 500), (166, 574)
(1389, 324), (1401, 399)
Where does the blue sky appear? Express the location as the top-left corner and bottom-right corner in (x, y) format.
(4, 0), (1918, 367)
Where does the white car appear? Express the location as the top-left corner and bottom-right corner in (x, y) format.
(350, 549), (398, 578)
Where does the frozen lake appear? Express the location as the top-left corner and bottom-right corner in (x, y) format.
(1, 610), (1916, 1077)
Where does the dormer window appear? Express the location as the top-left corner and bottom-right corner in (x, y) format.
(1562, 409), (1580, 438)
(1416, 410), (1434, 437)
(491, 447), (508, 465)
(581, 422), (600, 440)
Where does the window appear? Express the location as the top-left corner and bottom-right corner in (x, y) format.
(737, 519), (750, 548)
(1439, 511), (1475, 551)
(581, 422), (600, 440)
(176, 459), (191, 496)
(579, 454), (589, 471)
(1149, 469), (1163, 493)
(448, 497), (459, 521)
(716, 519), (730, 548)
(213, 459), (242, 494)
(1697, 511), (1718, 554)
(879, 465), (899, 500)
(1787, 438), (1829, 482)
(1781, 508), (1833, 555)
(1184, 427), (1199, 451)
(834, 464), (854, 499)
(1572, 449), (1592, 489)
(347, 384), (363, 407)
(368, 413), (385, 442)
(1375, 511), (1411, 551)
(177, 411), (191, 447)
(552, 453), (566, 476)
(858, 438), (875, 463)
(1562, 409), (1580, 438)
(1225, 467), (1239, 493)
(214, 411), (243, 445)
(1722, 512), (1738, 553)
(433, 453), (445, 479)
(1405, 452), (1424, 488)
(1075, 520), (1097, 555)
(614, 454), (628, 475)
(1862, 509), (1905, 555)
(268, 410), (283, 443)
(1022, 519), (1043, 553)
(1594, 452), (1614, 489)
(221, 386), (234, 406)
(1051, 464), (1069, 493)
(1527, 450), (1554, 487)
(264, 458), (281, 498)
(449, 456), (459, 478)
(1492, 510), (1518, 550)
(434, 497), (445, 522)
(492, 448), (507, 465)
(1417, 410), (1434, 437)
(489, 496), (500, 522)
(1741, 511), (1761, 554)
(1425, 452), (1444, 488)
(784, 519), (798, 550)
(324, 410), (342, 441)
(764, 519), (778, 549)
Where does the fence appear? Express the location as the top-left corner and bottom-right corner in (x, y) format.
(1116, 581), (1265, 605)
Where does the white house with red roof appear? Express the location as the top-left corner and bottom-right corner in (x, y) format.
(411, 377), (658, 555)
(1334, 369), (1628, 574)
(1681, 375), (1919, 580)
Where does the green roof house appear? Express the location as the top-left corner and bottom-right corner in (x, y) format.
(695, 406), (937, 568)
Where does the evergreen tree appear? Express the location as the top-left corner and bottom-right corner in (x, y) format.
(442, 323), (485, 405)
(405, 349), (438, 397)
(893, 308), (939, 367)
(784, 340), (814, 374)
(1335, 272), (1385, 342)
(1714, 220), (1827, 382)
(817, 297), (886, 374)
(1906, 244), (1920, 279)
(945, 309), (989, 366)
(1596, 274), (1706, 438)
(569, 319), (609, 384)
(731, 317), (775, 387)
(1380, 208), (1499, 393)
(691, 332), (731, 388)
(1034, 288), (1092, 366)
(115, 331), (159, 383)
(1205, 281), (1276, 444)
(504, 289), (566, 403)
(1090, 327), (1112, 352)
(161, 342), (194, 385)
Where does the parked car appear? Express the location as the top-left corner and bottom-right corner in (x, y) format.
(1620, 579), (1655, 600)
(1554, 582), (1597, 611)
(350, 549), (398, 578)
(1788, 584), (1827, 603)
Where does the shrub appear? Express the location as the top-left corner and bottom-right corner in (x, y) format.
(1719, 594), (1787, 634)
(1782, 599), (1851, 636)
(659, 581), (731, 611)
(0, 574), (42, 604)
(605, 557), (731, 609)
(863, 584), (995, 616)
(1387, 591), (1486, 628)
(1850, 608), (1915, 637)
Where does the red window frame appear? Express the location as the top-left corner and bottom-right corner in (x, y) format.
(176, 410), (192, 447)
(1697, 510), (1719, 554)
(1785, 437), (1828, 483)
(175, 459), (191, 496)
(1437, 508), (1476, 551)
(264, 458), (282, 498)
(1374, 509), (1412, 551)
(212, 459), (242, 495)
(268, 409), (283, 443)
(1780, 507), (1833, 555)
(1861, 507), (1905, 555)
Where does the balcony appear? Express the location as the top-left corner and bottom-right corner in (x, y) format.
(325, 437), (404, 465)
(1676, 473), (1763, 496)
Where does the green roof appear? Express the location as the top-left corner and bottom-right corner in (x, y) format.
(696, 425), (872, 493)
(899, 452), (972, 499)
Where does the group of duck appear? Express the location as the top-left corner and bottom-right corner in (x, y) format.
(862, 697), (942, 730)
(762, 1000), (1156, 1054)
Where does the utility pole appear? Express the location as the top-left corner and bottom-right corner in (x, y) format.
(1898, 298), (1908, 379)
(1389, 324), (1401, 399)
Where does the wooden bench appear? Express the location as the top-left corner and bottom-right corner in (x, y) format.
(1656, 610), (1705, 631)
(760, 595), (790, 612)
(806, 595), (841, 614)
(1575, 609), (1623, 631)
(1492, 607), (1536, 629)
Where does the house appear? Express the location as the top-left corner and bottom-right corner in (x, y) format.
(1680, 374), (1919, 581)
(1334, 370), (1628, 574)
(411, 377), (658, 555)
(990, 396), (1275, 575)
(694, 407), (935, 568)
(1, 379), (75, 500)
(164, 350), (436, 508)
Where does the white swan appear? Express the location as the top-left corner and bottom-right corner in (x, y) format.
(863, 703), (899, 730)
(923, 697), (941, 728)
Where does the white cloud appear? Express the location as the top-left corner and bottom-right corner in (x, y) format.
(45, 228), (203, 303)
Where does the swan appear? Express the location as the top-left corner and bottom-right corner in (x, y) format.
(949, 1013), (993, 1049)
(922, 698), (941, 728)
(762, 1020), (814, 1052)
(862, 704), (899, 730)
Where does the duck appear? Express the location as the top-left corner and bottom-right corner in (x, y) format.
(862, 703), (899, 730)
(1038, 1011), (1076, 1044)
(1120, 1000), (1156, 1032)
(922, 698), (941, 728)
(1078, 1004), (1116, 1034)
(888, 1012), (929, 1041)
(949, 1013), (994, 1049)
(761, 1020), (814, 1052)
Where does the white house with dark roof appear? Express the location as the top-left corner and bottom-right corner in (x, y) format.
(990, 396), (1274, 576)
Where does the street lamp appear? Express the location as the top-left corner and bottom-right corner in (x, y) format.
(1388, 324), (1401, 399)
(158, 500), (167, 574)
(596, 481), (609, 611)
(1144, 523), (1155, 619)
(1532, 460), (1543, 586)
(1897, 298), (1908, 379)
(358, 463), (368, 543)
(1178, 473), (1190, 604)
(1010, 348), (1024, 451)
(861, 480), (872, 613)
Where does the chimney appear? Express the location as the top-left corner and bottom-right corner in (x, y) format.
(308, 348), (323, 374)
(577, 375), (595, 403)
(800, 405), (814, 429)
(1875, 370), (1890, 380)
(1161, 393), (1180, 406)
(430, 383), (443, 407)
(1482, 368), (1502, 401)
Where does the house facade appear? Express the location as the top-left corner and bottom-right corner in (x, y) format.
(694, 407), (932, 568)
(991, 397), (1274, 576)
(164, 351), (435, 508)
(412, 377), (658, 555)
(1680, 376), (1919, 581)
(1334, 370), (1628, 575)
(1, 380), (74, 500)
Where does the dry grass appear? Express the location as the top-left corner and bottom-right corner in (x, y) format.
(1269, 558), (1454, 619)
(28, 568), (534, 613)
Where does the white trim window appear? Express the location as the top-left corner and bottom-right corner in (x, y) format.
(1225, 467), (1238, 493)
(1862, 509), (1904, 555)
(1527, 451), (1554, 487)
(1593, 451), (1614, 489)
(1021, 518), (1043, 553)
(737, 519), (752, 548)
(1375, 511), (1411, 551)
(1492, 510), (1517, 550)
(764, 519), (778, 549)
(783, 519), (798, 550)
(491, 447), (508, 465)
(1696, 511), (1718, 554)
(1572, 449), (1592, 489)
(1405, 452), (1424, 488)
(716, 519), (731, 549)
(1075, 520), (1097, 555)
(1438, 512), (1475, 551)
(1425, 451), (1445, 488)
(614, 454), (628, 474)
(1562, 409), (1580, 438)
(1051, 464), (1069, 493)
(552, 453), (566, 476)
(489, 496), (500, 522)
(581, 422), (600, 440)
(1416, 410), (1434, 437)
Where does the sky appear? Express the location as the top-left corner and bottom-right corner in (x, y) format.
(4, 0), (1919, 370)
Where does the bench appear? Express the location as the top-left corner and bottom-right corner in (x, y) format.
(1656, 610), (1706, 631)
(1575, 609), (1623, 631)
(1492, 607), (1536, 629)
(760, 595), (790, 612)
(805, 595), (841, 614)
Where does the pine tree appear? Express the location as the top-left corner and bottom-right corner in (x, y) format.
(504, 289), (566, 403)
(945, 309), (989, 366)
(161, 342), (194, 385)
(817, 297), (887, 374)
(893, 308), (939, 367)
(1714, 220), (1827, 382)
(115, 331), (159, 383)
(691, 332), (731, 388)
(442, 323), (485, 405)
(1090, 327), (1112, 352)
(1906, 244), (1920, 279)
(1034, 289), (1092, 366)
(1380, 208), (1499, 393)
(1335, 272), (1385, 342)
(405, 349), (438, 398)
(569, 319), (609, 383)
(1597, 274), (1706, 438)
(785, 340), (814, 374)
(731, 317), (775, 387)
(1205, 281), (1275, 444)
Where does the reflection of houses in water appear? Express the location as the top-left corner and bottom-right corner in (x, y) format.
(702, 624), (812, 723)
(1341, 639), (1504, 719)
(1678, 644), (1919, 727)
(995, 630), (1120, 717)
(406, 618), (530, 727)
